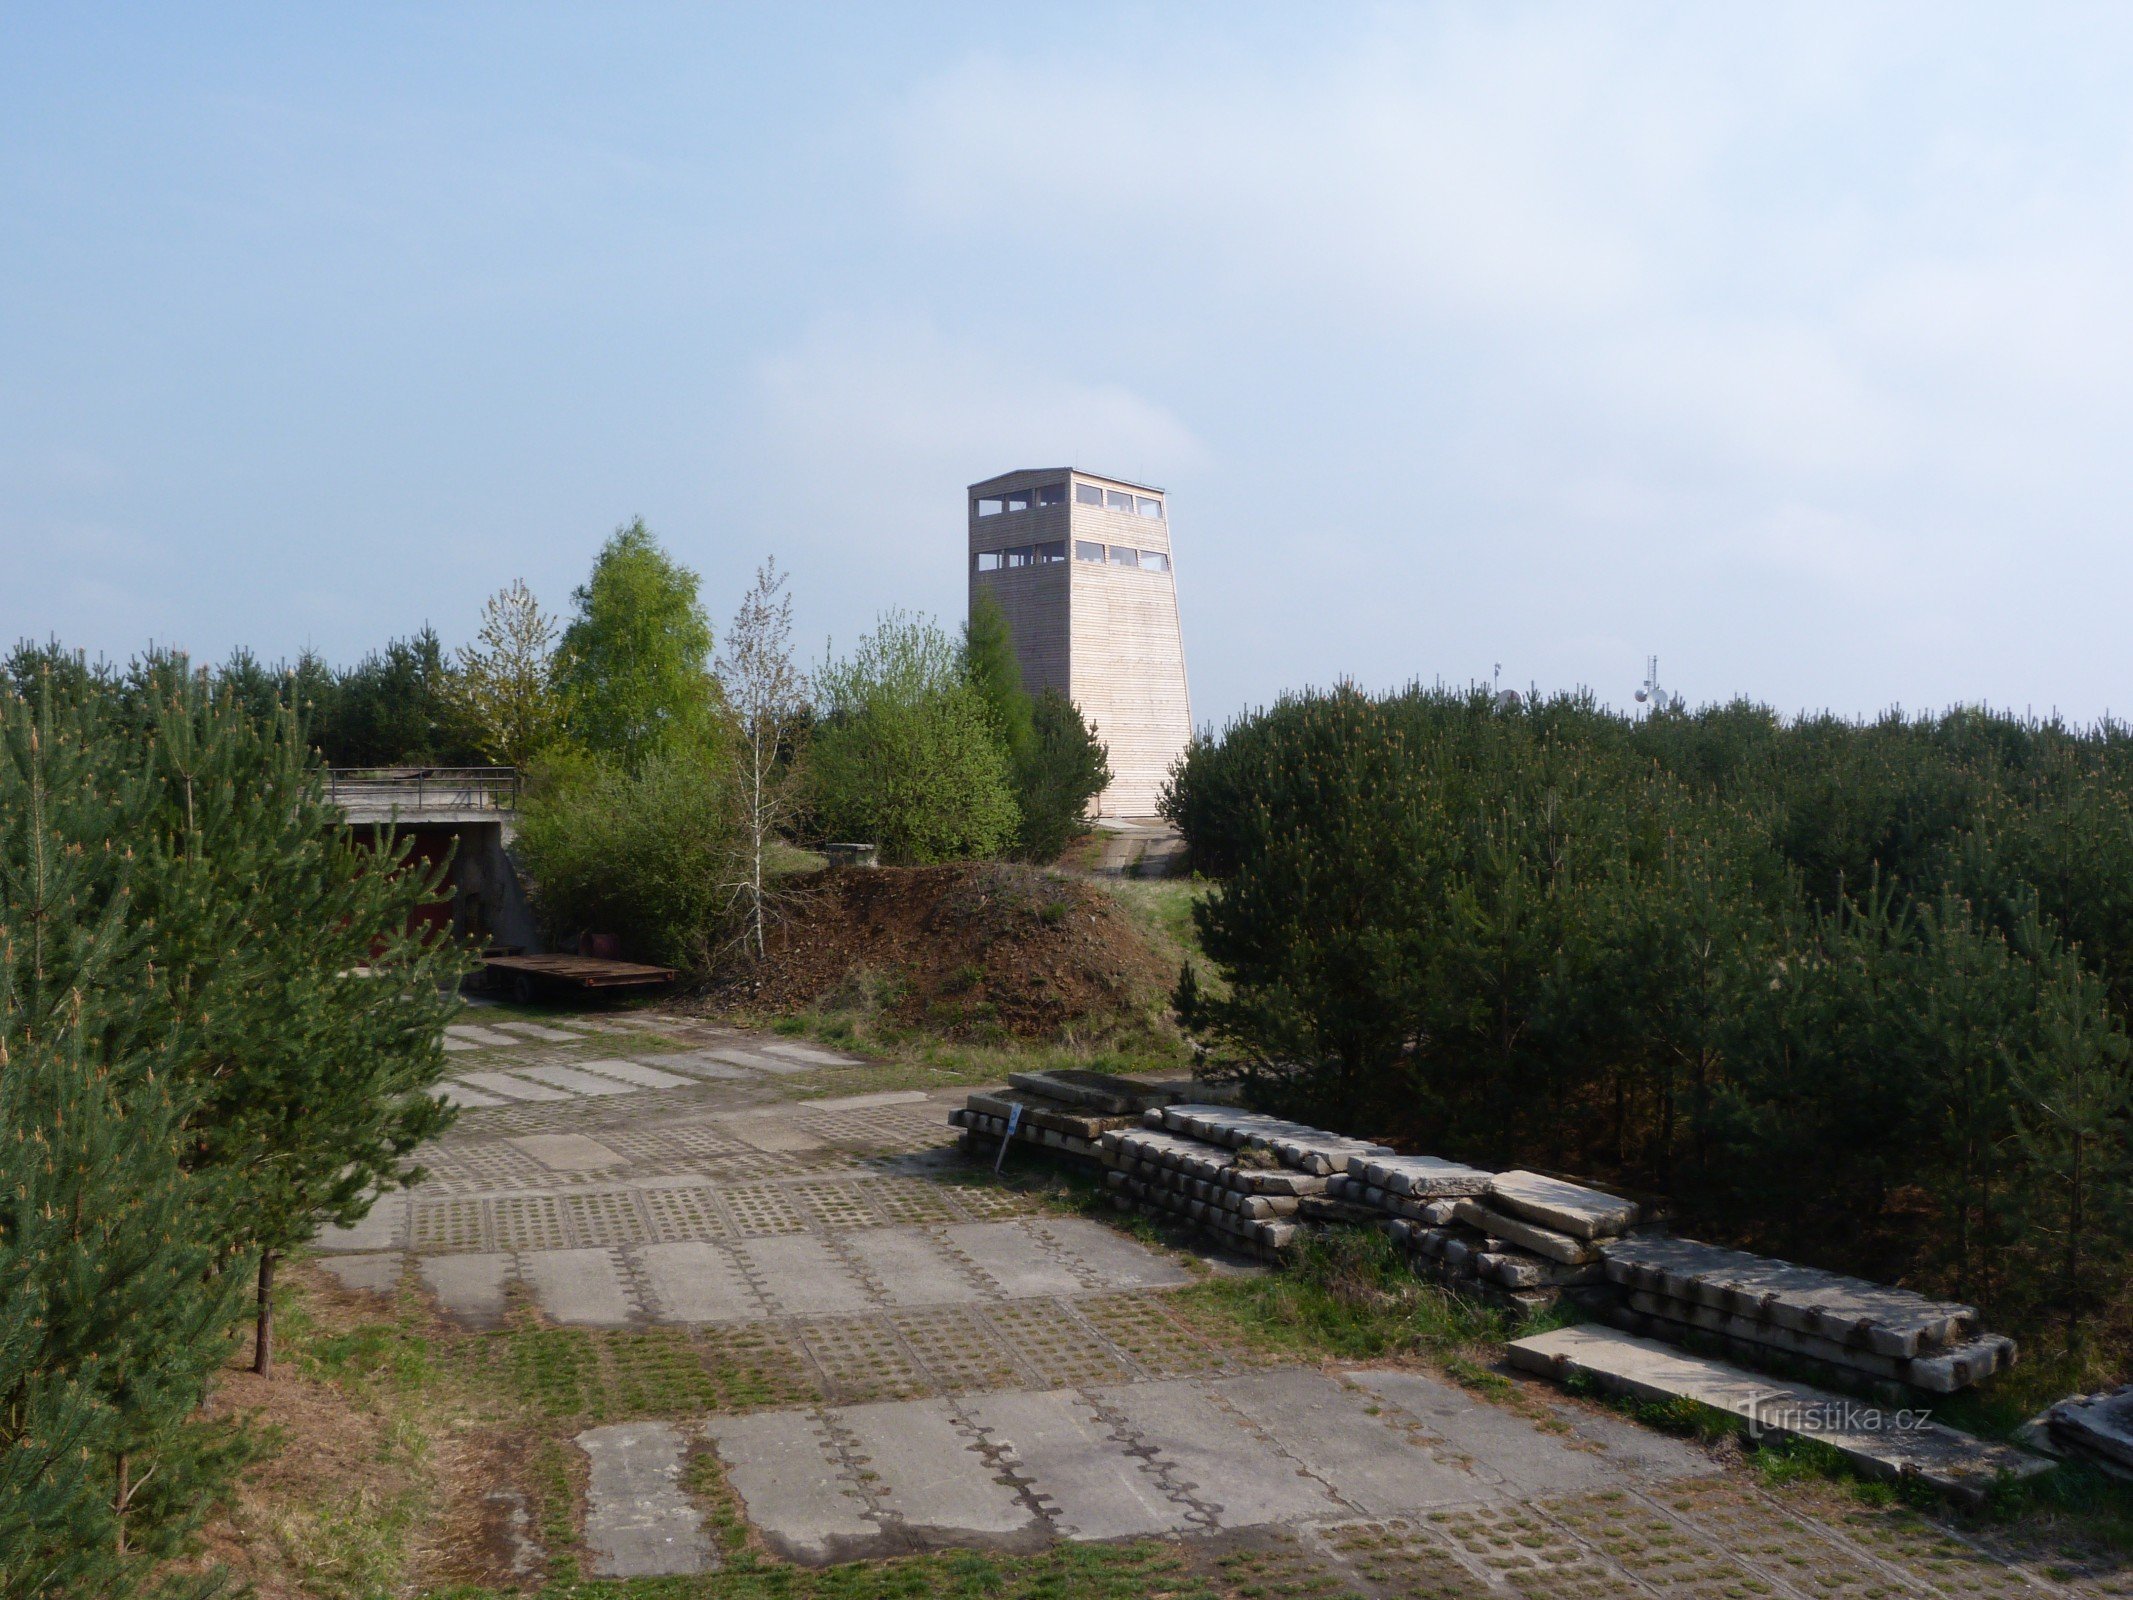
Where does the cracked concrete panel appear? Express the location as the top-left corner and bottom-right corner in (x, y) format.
(519, 1248), (636, 1326)
(570, 1058), (694, 1090)
(943, 1222), (1085, 1298)
(965, 1388), (1192, 1541)
(445, 1024), (520, 1047)
(459, 1071), (572, 1103)
(841, 1229), (987, 1307)
(703, 1411), (877, 1564)
(1094, 1379), (1341, 1529)
(1033, 1217), (1193, 1290)
(316, 1193), (405, 1253)
(725, 1115), (825, 1152)
(1348, 1368), (1615, 1496)
(835, 1398), (1036, 1539)
(438, 1082), (507, 1109)
(513, 1064), (641, 1097)
(761, 1041), (862, 1066)
(509, 1133), (627, 1171)
(739, 1234), (875, 1316)
(1216, 1368), (1496, 1515)
(420, 1252), (512, 1326)
(636, 1241), (767, 1324)
(578, 1421), (713, 1578)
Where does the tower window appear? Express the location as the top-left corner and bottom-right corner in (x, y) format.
(976, 551), (1003, 572)
(1036, 484), (1067, 506)
(1109, 545), (1139, 566)
(976, 497), (1004, 516)
(1004, 490), (1032, 512)
(1005, 546), (1033, 567)
(1105, 489), (1133, 511)
(1074, 484), (1103, 506)
(1075, 540), (1104, 562)
(1033, 540), (1067, 563)
(1136, 497), (1164, 518)
(1139, 550), (1170, 572)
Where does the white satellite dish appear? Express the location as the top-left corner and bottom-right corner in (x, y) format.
(1635, 655), (1680, 713)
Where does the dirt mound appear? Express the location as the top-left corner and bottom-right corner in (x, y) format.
(727, 862), (1178, 1039)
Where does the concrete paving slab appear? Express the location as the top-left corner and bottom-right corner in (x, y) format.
(656, 1053), (758, 1081)
(739, 1234), (875, 1315)
(965, 1388), (1192, 1540)
(703, 1411), (877, 1563)
(570, 1058), (694, 1090)
(1034, 1217), (1192, 1290)
(445, 1024), (520, 1047)
(1217, 1368), (1492, 1515)
(1545, 1398), (1716, 1479)
(1508, 1325), (2046, 1505)
(1095, 1379), (1342, 1528)
(443, 1037), (479, 1053)
(316, 1253), (403, 1295)
(804, 1090), (931, 1112)
(944, 1221), (1086, 1298)
(1349, 1367), (1615, 1496)
(843, 1228), (986, 1307)
(578, 1421), (713, 1578)
(519, 1248), (636, 1326)
(509, 1133), (627, 1171)
(315, 1193), (405, 1252)
(494, 1020), (585, 1042)
(725, 1115), (825, 1153)
(637, 1241), (766, 1323)
(438, 1081), (507, 1109)
(712, 1048), (809, 1075)
(460, 1071), (572, 1103)
(515, 1064), (641, 1097)
(421, 1252), (512, 1326)
(837, 1398), (1035, 1539)
(761, 1041), (863, 1067)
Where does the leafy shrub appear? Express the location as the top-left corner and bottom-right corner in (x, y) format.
(806, 612), (1018, 864)
(515, 746), (740, 968)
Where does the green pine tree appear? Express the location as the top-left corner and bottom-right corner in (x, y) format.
(126, 668), (469, 1376)
(0, 678), (251, 1598)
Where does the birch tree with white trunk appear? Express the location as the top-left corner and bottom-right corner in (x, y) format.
(716, 558), (809, 960)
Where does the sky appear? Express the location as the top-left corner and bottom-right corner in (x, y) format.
(5, 3), (2133, 727)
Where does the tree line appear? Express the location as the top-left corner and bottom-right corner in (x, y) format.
(1166, 683), (2133, 1369)
(296, 519), (1112, 968)
(0, 658), (461, 1597)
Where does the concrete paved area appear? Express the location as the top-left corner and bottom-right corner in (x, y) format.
(318, 1004), (2080, 1592)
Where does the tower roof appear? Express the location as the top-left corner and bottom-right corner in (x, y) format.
(967, 467), (1167, 496)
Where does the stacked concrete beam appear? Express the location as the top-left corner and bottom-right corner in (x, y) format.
(2045, 1386), (2133, 1476)
(1148, 1104), (1394, 1176)
(950, 1068), (1183, 1161)
(1096, 1124), (1321, 1251)
(1384, 1169), (1637, 1312)
(1600, 1235), (2014, 1395)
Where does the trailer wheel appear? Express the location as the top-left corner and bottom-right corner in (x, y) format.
(511, 972), (538, 1006)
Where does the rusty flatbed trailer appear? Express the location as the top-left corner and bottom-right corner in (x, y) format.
(480, 953), (679, 1004)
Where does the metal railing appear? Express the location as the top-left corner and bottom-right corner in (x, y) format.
(327, 766), (521, 815)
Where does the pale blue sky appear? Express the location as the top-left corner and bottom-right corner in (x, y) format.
(6, 4), (2132, 724)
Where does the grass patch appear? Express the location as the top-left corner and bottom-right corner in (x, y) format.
(423, 1537), (1221, 1599)
(454, 1323), (820, 1422)
(1173, 1226), (1506, 1366)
